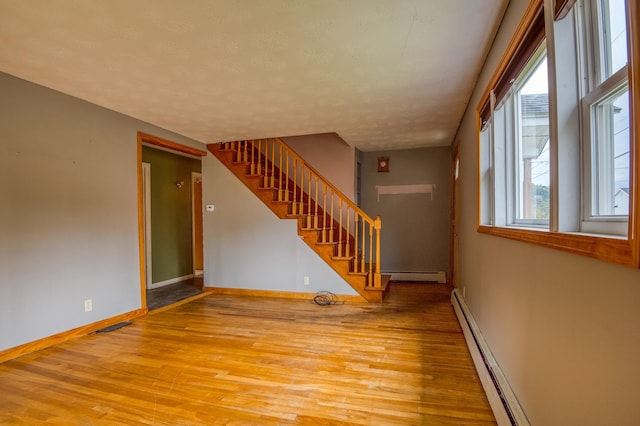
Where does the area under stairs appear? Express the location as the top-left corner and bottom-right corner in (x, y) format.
(207, 138), (390, 302)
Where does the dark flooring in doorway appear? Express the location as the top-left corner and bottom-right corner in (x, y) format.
(146, 277), (204, 311)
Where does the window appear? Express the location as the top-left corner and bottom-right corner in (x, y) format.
(476, 0), (640, 267)
(478, 2), (547, 229)
(581, 0), (630, 233)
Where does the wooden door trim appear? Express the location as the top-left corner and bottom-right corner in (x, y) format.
(137, 132), (206, 310)
(142, 163), (152, 289)
(139, 132), (208, 157)
(191, 172), (204, 273)
(449, 142), (460, 287)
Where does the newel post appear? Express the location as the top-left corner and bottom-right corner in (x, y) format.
(374, 215), (382, 288)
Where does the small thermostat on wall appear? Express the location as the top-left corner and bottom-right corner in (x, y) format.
(205, 205), (215, 212)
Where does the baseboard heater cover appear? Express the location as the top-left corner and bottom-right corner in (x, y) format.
(451, 289), (529, 426)
(389, 271), (446, 283)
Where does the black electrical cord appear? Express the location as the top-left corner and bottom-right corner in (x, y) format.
(312, 291), (342, 306)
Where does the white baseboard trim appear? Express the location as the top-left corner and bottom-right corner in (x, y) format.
(148, 274), (194, 290)
(451, 289), (529, 426)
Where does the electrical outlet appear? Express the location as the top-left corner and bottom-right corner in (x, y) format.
(84, 299), (92, 312)
(303, 276), (310, 286)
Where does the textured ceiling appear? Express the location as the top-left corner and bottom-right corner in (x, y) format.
(0, 0), (507, 151)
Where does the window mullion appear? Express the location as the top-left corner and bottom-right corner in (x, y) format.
(506, 94), (517, 224)
(544, 0), (560, 231)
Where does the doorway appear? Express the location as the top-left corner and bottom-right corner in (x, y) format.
(137, 132), (208, 311)
(449, 143), (461, 289)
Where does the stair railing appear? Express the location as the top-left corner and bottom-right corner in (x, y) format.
(220, 138), (382, 289)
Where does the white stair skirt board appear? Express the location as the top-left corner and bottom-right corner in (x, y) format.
(148, 274), (194, 290)
(451, 289), (529, 426)
(389, 271), (446, 283)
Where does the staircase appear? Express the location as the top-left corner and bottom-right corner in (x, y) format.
(207, 138), (390, 302)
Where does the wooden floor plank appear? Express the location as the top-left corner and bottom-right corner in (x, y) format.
(0, 283), (496, 425)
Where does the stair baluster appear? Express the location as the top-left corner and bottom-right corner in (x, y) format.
(345, 206), (351, 259)
(360, 215), (366, 274)
(354, 215), (359, 272)
(291, 157), (298, 215)
(306, 168), (313, 228)
(314, 176), (319, 229)
(270, 140), (276, 188)
(338, 199), (343, 257)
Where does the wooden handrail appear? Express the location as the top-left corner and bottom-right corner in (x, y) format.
(273, 138), (373, 222)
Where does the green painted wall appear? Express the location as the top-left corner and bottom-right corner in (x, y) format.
(142, 146), (201, 283)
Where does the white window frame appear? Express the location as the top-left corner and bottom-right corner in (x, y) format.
(482, 46), (549, 229)
(579, 0), (630, 235)
(512, 47), (550, 227)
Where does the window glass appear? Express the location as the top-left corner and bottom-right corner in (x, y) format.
(516, 56), (550, 221)
(599, 0), (627, 80)
(591, 86), (630, 216)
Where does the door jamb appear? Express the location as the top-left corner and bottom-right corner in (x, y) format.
(449, 142), (461, 288)
(142, 162), (152, 289)
(191, 172), (203, 276)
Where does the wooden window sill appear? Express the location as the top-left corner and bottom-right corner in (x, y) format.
(477, 225), (635, 267)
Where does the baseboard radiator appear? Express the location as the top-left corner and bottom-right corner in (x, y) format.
(451, 289), (530, 426)
(389, 271), (446, 283)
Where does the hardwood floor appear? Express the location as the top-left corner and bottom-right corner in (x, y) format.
(0, 283), (496, 425)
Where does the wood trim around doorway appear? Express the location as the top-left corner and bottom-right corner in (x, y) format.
(139, 132), (208, 157)
(136, 132), (207, 310)
(449, 142), (460, 288)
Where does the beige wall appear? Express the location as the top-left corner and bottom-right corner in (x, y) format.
(454, 1), (640, 424)
(283, 133), (355, 201)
